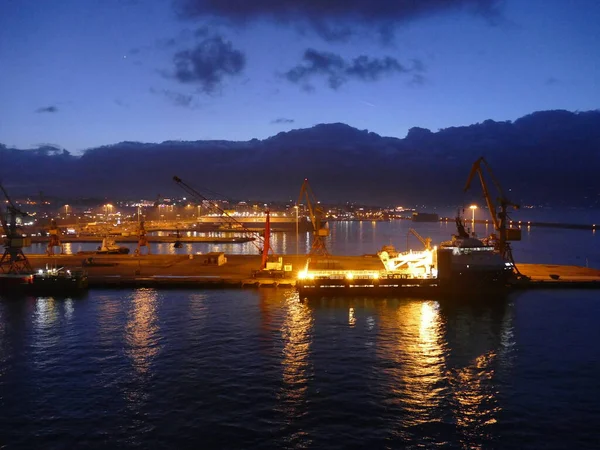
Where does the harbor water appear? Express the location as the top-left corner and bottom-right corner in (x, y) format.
(3, 220), (600, 449)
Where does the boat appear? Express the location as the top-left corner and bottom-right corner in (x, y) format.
(437, 217), (515, 291)
(32, 266), (89, 295)
(96, 236), (130, 254)
(296, 216), (515, 299)
(0, 273), (34, 290)
(412, 212), (439, 222)
(197, 215), (313, 233)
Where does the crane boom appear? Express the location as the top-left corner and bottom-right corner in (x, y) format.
(297, 179), (329, 256)
(408, 228), (432, 250)
(172, 176), (274, 268)
(464, 157), (520, 259)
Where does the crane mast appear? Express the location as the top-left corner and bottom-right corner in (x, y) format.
(0, 183), (33, 274)
(297, 179), (329, 256)
(464, 157), (521, 259)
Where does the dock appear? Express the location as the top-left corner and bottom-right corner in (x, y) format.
(29, 235), (255, 244)
(23, 253), (600, 292)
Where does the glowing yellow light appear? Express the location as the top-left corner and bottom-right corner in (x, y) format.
(346, 272), (354, 280)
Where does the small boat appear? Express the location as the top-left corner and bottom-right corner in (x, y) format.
(32, 266), (89, 295)
(96, 237), (130, 254)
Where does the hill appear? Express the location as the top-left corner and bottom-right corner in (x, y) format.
(1, 109), (599, 206)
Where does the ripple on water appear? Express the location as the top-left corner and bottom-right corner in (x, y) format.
(1, 289), (600, 449)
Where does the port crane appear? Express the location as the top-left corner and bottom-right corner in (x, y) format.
(173, 176), (274, 270)
(297, 179), (329, 256)
(407, 228), (432, 251)
(464, 157), (521, 260)
(0, 183), (33, 274)
(46, 218), (63, 255)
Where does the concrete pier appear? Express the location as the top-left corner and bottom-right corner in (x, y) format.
(23, 253), (600, 291)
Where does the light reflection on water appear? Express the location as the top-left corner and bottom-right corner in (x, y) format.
(125, 288), (160, 375)
(277, 290), (314, 447)
(2, 289), (600, 448)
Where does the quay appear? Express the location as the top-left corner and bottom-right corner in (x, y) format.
(24, 253), (600, 292)
(29, 235), (255, 244)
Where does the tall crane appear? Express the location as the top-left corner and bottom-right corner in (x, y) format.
(297, 179), (329, 256)
(173, 176), (274, 269)
(0, 183), (33, 274)
(407, 228), (432, 251)
(46, 219), (63, 255)
(464, 157), (521, 259)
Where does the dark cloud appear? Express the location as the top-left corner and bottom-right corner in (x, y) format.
(175, 0), (503, 41)
(271, 118), (295, 124)
(35, 105), (58, 113)
(284, 49), (423, 89)
(150, 87), (197, 108)
(172, 35), (245, 93)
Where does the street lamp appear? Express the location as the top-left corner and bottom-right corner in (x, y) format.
(469, 205), (477, 234)
(294, 205), (299, 255)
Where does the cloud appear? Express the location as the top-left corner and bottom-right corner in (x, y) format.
(175, 0), (503, 41)
(35, 105), (58, 113)
(150, 87), (198, 108)
(271, 118), (295, 124)
(171, 35), (245, 93)
(284, 49), (423, 89)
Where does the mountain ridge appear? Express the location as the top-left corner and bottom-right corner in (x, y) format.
(1, 109), (599, 206)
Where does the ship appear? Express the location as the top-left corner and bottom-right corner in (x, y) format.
(412, 212), (440, 222)
(96, 236), (130, 254)
(196, 215), (313, 233)
(31, 266), (89, 295)
(436, 217), (515, 292)
(296, 216), (515, 299)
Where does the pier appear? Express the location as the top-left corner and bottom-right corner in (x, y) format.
(24, 253), (600, 291)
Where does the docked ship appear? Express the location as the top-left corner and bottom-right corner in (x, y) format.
(436, 217), (516, 292)
(31, 266), (89, 295)
(95, 236), (130, 254)
(296, 217), (515, 298)
(196, 215), (313, 233)
(412, 212), (440, 222)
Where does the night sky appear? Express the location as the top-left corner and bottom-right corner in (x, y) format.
(1, 0), (598, 153)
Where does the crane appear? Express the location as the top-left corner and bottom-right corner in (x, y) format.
(464, 157), (521, 259)
(407, 228), (432, 251)
(172, 176), (274, 270)
(46, 218), (63, 255)
(297, 179), (329, 256)
(0, 182), (33, 274)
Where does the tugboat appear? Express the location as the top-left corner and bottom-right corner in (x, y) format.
(32, 265), (89, 295)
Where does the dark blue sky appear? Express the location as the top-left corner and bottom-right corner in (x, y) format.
(1, 0), (598, 153)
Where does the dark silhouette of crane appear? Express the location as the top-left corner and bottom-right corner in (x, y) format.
(297, 179), (329, 256)
(46, 218), (63, 255)
(464, 157), (521, 260)
(173, 176), (274, 270)
(407, 228), (432, 251)
(0, 183), (33, 274)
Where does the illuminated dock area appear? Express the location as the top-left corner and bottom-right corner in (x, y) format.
(21, 253), (600, 292)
